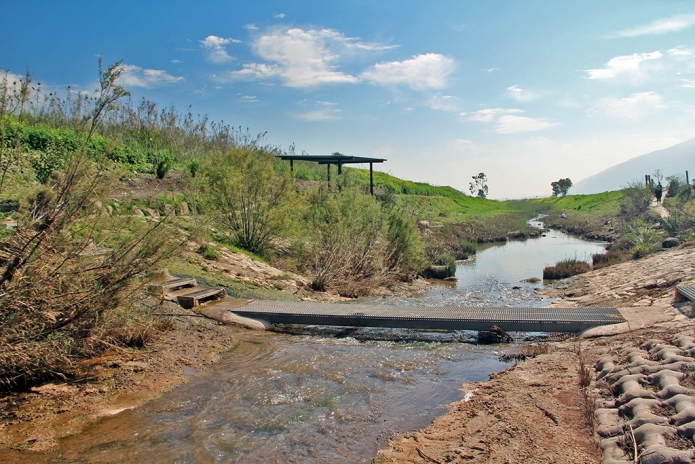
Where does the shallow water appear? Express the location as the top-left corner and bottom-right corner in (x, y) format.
(49, 333), (505, 463)
(46, 223), (607, 463)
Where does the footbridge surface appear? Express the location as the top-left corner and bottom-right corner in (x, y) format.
(228, 299), (624, 333)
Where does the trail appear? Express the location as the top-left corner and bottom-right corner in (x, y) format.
(651, 190), (670, 218)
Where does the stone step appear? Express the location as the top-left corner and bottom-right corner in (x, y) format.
(177, 287), (226, 309)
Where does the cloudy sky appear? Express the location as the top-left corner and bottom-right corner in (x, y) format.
(2, 1), (695, 198)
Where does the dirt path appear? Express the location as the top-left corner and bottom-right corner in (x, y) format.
(376, 243), (695, 464)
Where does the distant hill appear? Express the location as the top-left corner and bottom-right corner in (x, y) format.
(573, 137), (695, 194)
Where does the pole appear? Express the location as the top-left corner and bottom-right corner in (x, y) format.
(686, 170), (690, 186)
(290, 159), (294, 172)
(370, 163), (374, 196)
(327, 163), (331, 187)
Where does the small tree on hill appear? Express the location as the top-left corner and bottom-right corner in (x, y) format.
(551, 178), (572, 197)
(469, 172), (488, 198)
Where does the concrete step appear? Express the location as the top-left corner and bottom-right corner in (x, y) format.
(177, 287), (226, 309)
(161, 277), (198, 291)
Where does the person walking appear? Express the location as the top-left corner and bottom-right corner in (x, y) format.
(655, 182), (663, 205)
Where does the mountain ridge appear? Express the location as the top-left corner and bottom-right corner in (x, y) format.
(573, 137), (695, 194)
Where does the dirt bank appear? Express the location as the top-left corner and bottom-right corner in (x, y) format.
(376, 243), (695, 463)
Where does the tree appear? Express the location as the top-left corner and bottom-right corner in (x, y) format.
(551, 178), (573, 197)
(469, 172), (488, 198)
(202, 147), (296, 256)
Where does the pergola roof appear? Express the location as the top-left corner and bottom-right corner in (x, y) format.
(276, 154), (386, 164)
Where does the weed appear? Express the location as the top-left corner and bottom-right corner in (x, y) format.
(543, 258), (591, 280)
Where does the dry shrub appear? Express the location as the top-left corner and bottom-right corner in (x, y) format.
(578, 355), (597, 433)
(0, 161), (183, 392)
(499, 343), (552, 362)
(543, 258), (591, 280)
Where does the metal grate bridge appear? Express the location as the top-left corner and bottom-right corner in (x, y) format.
(230, 300), (624, 333)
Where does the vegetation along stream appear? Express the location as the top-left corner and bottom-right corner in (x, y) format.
(44, 223), (607, 463)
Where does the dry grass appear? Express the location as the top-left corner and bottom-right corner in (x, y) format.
(543, 258), (591, 280)
(499, 343), (552, 362)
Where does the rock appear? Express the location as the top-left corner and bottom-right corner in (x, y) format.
(161, 204), (175, 217)
(417, 220), (430, 230)
(478, 325), (513, 344)
(507, 230), (526, 239)
(106, 205), (113, 215)
(180, 201), (189, 215)
(662, 237), (679, 248)
(522, 277), (541, 283)
(144, 208), (160, 218)
(131, 207), (145, 217)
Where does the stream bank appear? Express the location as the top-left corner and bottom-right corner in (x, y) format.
(376, 243), (695, 463)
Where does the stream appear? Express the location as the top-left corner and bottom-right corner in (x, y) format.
(46, 222), (608, 463)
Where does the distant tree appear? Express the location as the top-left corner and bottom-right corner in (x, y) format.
(551, 178), (573, 197)
(469, 172), (488, 198)
(652, 169), (664, 185)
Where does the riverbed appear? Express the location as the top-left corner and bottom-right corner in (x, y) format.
(42, 226), (608, 463)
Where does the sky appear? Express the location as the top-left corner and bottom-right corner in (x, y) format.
(2, 1), (695, 199)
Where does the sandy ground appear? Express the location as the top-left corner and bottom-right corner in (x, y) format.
(376, 243), (695, 464)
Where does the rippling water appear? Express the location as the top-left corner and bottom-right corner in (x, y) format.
(44, 224), (607, 463)
(49, 333), (505, 463)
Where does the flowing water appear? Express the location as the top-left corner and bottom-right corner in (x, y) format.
(46, 222), (607, 463)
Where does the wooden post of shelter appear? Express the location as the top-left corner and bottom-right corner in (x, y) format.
(370, 163), (374, 196)
(686, 170), (690, 186)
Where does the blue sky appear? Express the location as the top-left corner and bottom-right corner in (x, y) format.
(2, 1), (695, 198)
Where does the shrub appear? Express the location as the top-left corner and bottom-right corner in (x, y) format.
(625, 218), (661, 251)
(543, 258), (591, 280)
(632, 244), (651, 259)
(198, 244), (220, 260)
(619, 181), (652, 219)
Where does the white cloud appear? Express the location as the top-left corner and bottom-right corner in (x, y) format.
(171, 59), (183, 64)
(668, 47), (693, 57)
(119, 65), (184, 88)
(495, 115), (560, 134)
(590, 91), (668, 120)
(200, 35), (240, 63)
(295, 100), (342, 121)
(465, 108), (522, 123)
(244, 24), (258, 30)
(231, 27), (382, 87)
(0, 71), (25, 93)
(506, 84), (538, 102)
(464, 108), (558, 133)
(613, 14), (695, 38)
(447, 138), (481, 153)
(683, 79), (695, 89)
(361, 53), (455, 90)
(585, 52), (662, 80)
(239, 95), (257, 103)
(274, 13), (286, 19)
(426, 95), (458, 112)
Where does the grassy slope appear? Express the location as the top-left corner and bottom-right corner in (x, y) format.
(514, 191), (625, 218)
